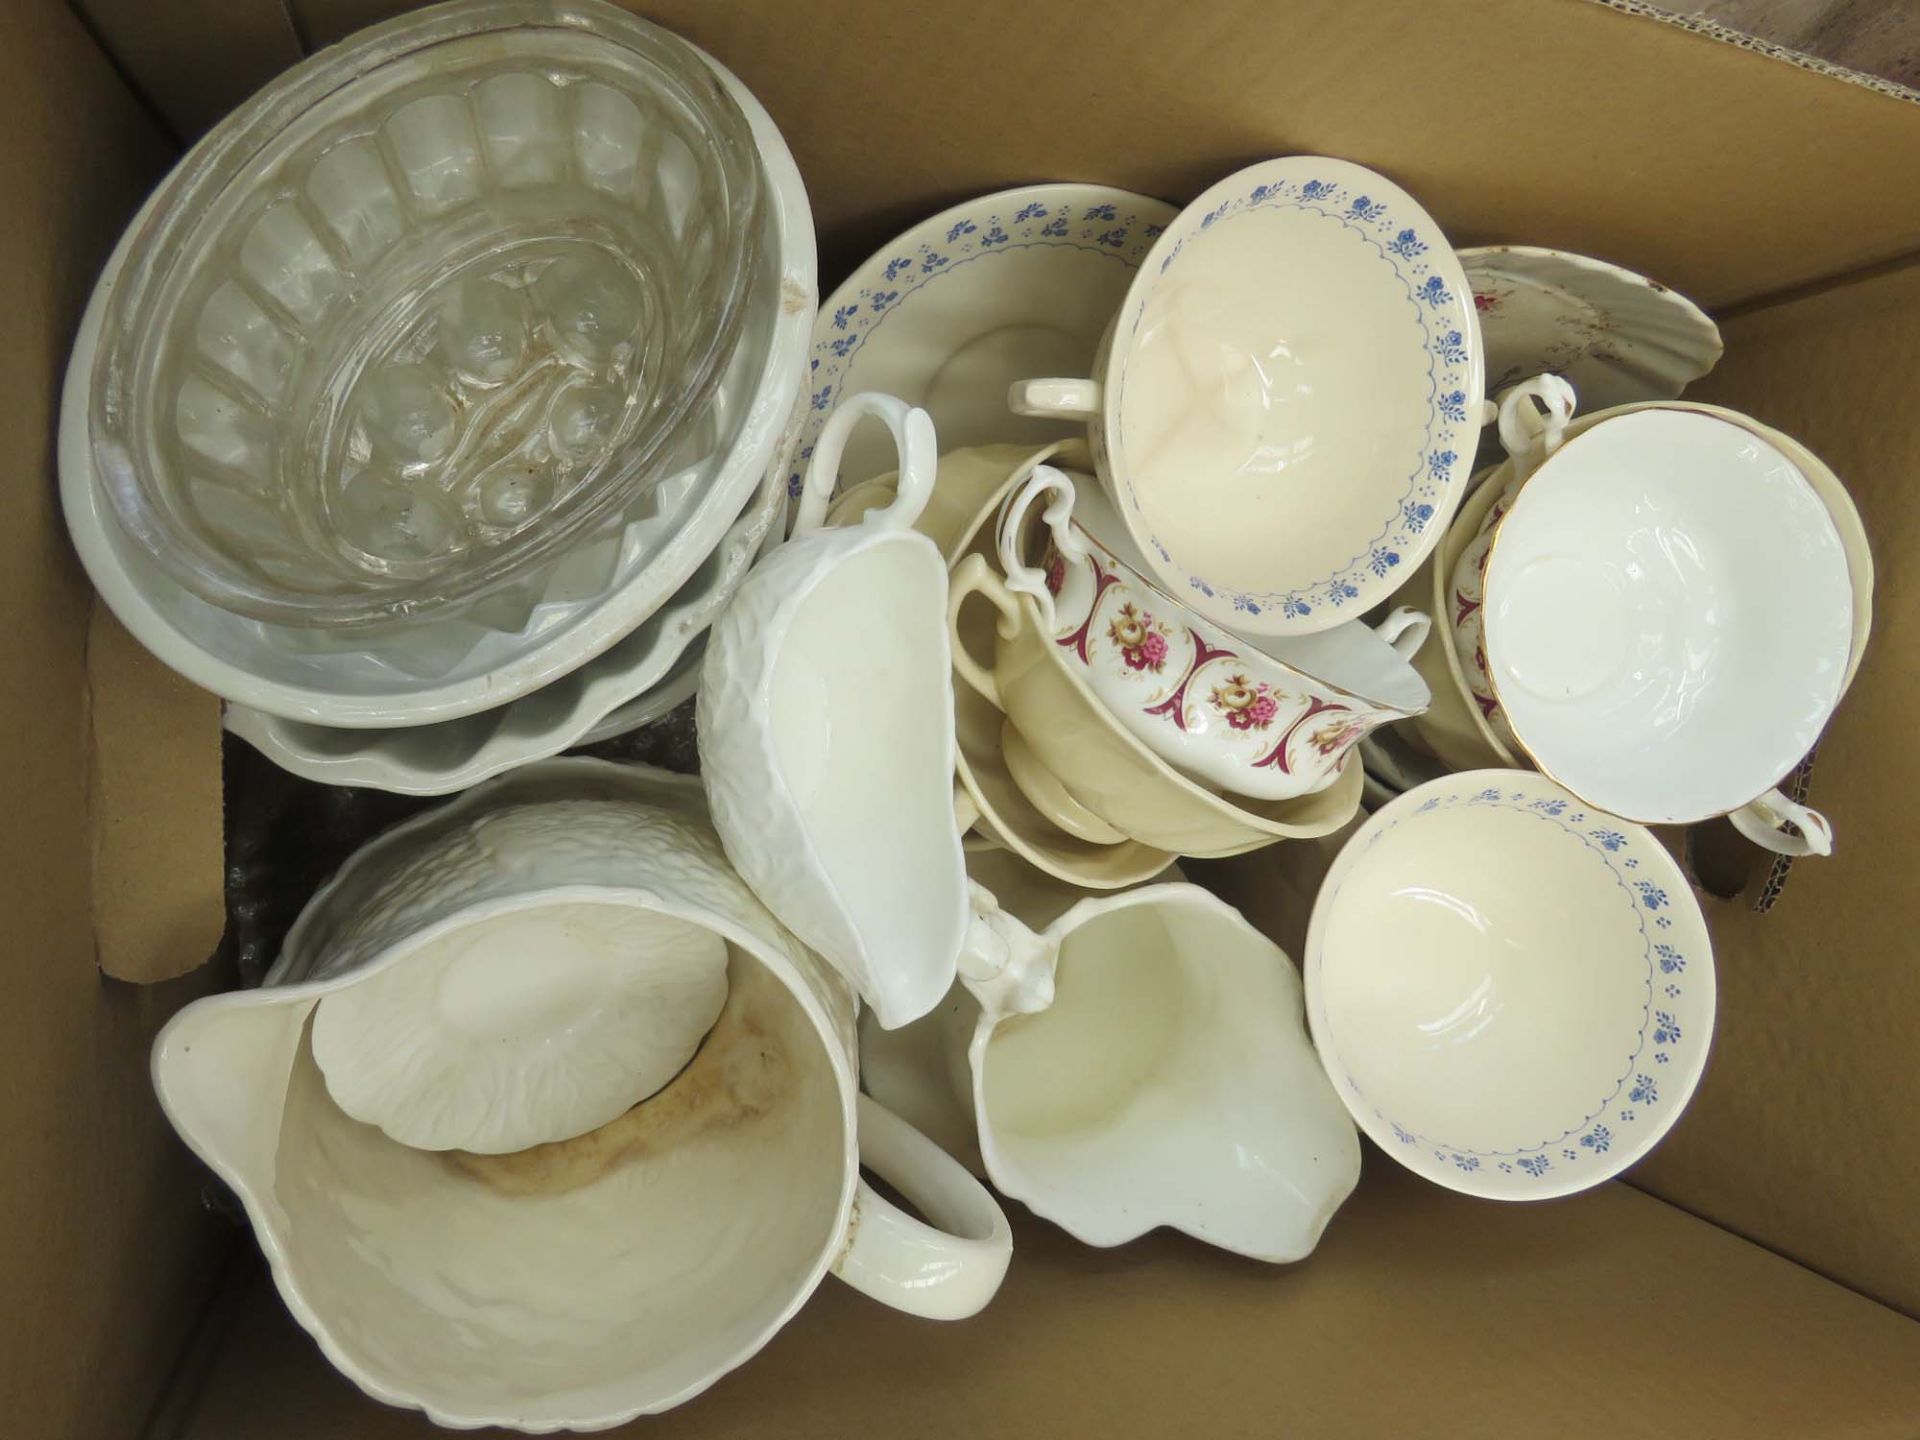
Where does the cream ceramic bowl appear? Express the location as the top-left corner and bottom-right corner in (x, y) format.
(999, 466), (1431, 801)
(1010, 156), (1482, 636)
(949, 555), (1363, 857)
(1306, 770), (1716, 1200)
(1483, 409), (1852, 843)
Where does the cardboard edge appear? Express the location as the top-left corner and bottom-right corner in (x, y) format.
(85, 598), (228, 983)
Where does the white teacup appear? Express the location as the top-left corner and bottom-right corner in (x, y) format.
(861, 847), (1361, 1261)
(998, 466), (1430, 801)
(1008, 156), (1482, 637)
(1479, 407), (1854, 856)
(152, 762), (1011, 1431)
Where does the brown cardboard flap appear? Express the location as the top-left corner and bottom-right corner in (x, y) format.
(0, 4), (234, 1438)
(86, 603), (226, 983)
(1629, 258), (1920, 1316)
(176, 1165), (1920, 1439)
(266, 0), (1920, 308)
(71, 0), (304, 140)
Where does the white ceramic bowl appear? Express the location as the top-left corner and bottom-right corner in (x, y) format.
(223, 445), (784, 792)
(1306, 770), (1716, 1200)
(1482, 408), (1852, 828)
(1011, 156), (1482, 636)
(999, 466), (1431, 801)
(61, 45), (813, 727)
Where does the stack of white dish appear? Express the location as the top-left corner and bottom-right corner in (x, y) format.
(61, 2), (817, 792)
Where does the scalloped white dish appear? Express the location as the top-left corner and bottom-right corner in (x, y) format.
(1463, 246), (1722, 411)
(225, 444), (785, 792)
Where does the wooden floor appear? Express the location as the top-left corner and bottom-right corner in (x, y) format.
(1682, 0), (1920, 88)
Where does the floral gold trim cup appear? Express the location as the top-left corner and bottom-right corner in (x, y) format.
(947, 553), (1362, 858)
(998, 466), (1430, 802)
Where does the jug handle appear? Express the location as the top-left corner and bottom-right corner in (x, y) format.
(832, 1094), (1013, 1320)
(792, 391), (938, 537)
(955, 880), (1057, 1021)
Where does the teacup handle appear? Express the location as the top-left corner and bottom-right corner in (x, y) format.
(1495, 374), (1578, 483)
(1008, 378), (1102, 421)
(832, 1094), (1013, 1320)
(947, 554), (1024, 711)
(1372, 606), (1431, 662)
(997, 465), (1087, 630)
(1729, 788), (1835, 858)
(792, 391), (938, 536)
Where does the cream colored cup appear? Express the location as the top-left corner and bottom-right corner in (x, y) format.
(947, 554), (1361, 857)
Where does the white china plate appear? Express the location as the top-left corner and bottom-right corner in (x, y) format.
(577, 631), (706, 745)
(1483, 409), (1851, 824)
(62, 50), (813, 730)
(1105, 157), (1483, 636)
(798, 183), (1177, 492)
(225, 459), (783, 793)
(1463, 246), (1722, 411)
(1307, 770), (1715, 1201)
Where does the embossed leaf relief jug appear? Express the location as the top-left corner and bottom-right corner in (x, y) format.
(91, 0), (765, 628)
(151, 761), (1011, 1431)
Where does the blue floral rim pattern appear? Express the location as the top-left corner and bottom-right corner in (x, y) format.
(793, 193), (1165, 497)
(1113, 167), (1479, 623)
(1310, 778), (1712, 1191)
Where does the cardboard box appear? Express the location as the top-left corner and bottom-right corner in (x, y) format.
(11, 0), (1919, 1434)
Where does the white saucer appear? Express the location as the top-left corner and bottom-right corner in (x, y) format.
(577, 631), (705, 745)
(796, 183), (1176, 491)
(225, 463), (780, 793)
(1463, 246), (1722, 412)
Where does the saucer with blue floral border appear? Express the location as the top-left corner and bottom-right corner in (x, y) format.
(1304, 770), (1714, 1201)
(795, 183), (1177, 497)
(1011, 156), (1483, 638)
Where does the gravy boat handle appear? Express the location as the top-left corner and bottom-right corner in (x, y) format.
(791, 391), (938, 536)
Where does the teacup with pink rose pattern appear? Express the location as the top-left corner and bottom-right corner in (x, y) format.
(999, 467), (1431, 802)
